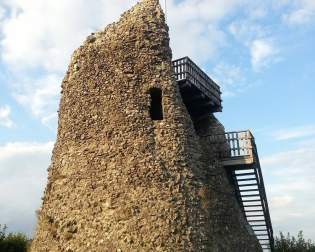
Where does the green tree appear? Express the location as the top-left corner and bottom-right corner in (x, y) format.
(0, 224), (29, 252)
(275, 231), (315, 252)
(0, 225), (6, 242)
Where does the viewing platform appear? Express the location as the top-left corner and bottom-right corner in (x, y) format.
(172, 57), (222, 120)
(205, 130), (274, 252)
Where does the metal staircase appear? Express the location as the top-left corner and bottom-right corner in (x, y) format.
(172, 57), (273, 251)
(212, 131), (274, 251)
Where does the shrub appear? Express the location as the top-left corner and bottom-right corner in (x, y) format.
(0, 224), (29, 252)
(275, 231), (315, 252)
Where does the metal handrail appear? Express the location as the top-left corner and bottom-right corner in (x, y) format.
(172, 57), (222, 108)
(225, 130), (253, 158)
(202, 130), (253, 159)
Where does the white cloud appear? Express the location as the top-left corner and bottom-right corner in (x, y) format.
(283, 0), (315, 25)
(0, 5), (5, 20)
(167, 0), (241, 23)
(211, 63), (246, 96)
(169, 22), (226, 64)
(41, 113), (58, 130)
(250, 38), (278, 71)
(271, 125), (315, 141)
(0, 0), (240, 71)
(273, 0), (291, 8)
(0, 0), (138, 72)
(12, 74), (61, 126)
(0, 141), (53, 236)
(228, 19), (279, 71)
(0, 0), (245, 126)
(270, 195), (293, 208)
(262, 148), (315, 176)
(165, 0), (242, 63)
(249, 8), (267, 19)
(228, 20), (266, 44)
(0, 105), (14, 128)
(261, 141), (315, 240)
(0, 0), (138, 127)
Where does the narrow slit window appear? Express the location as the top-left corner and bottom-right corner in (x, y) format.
(149, 88), (163, 120)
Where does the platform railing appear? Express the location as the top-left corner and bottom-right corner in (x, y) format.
(205, 130), (253, 161)
(172, 57), (222, 107)
(224, 130), (253, 158)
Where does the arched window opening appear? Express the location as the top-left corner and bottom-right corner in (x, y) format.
(149, 88), (163, 120)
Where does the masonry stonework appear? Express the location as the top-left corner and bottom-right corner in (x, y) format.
(31, 0), (262, 251)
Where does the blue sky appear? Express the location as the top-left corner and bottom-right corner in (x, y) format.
(0, 0), (315, 241)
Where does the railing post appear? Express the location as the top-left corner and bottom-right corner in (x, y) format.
(246, 130), (254, 157)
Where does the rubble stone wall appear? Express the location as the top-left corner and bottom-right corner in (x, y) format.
(31, 0), (261, 251)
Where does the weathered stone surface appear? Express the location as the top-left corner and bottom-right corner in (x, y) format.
(31, 0), (261, 251)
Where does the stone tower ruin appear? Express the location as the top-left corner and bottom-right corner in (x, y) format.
(31, 0), (273, 251)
